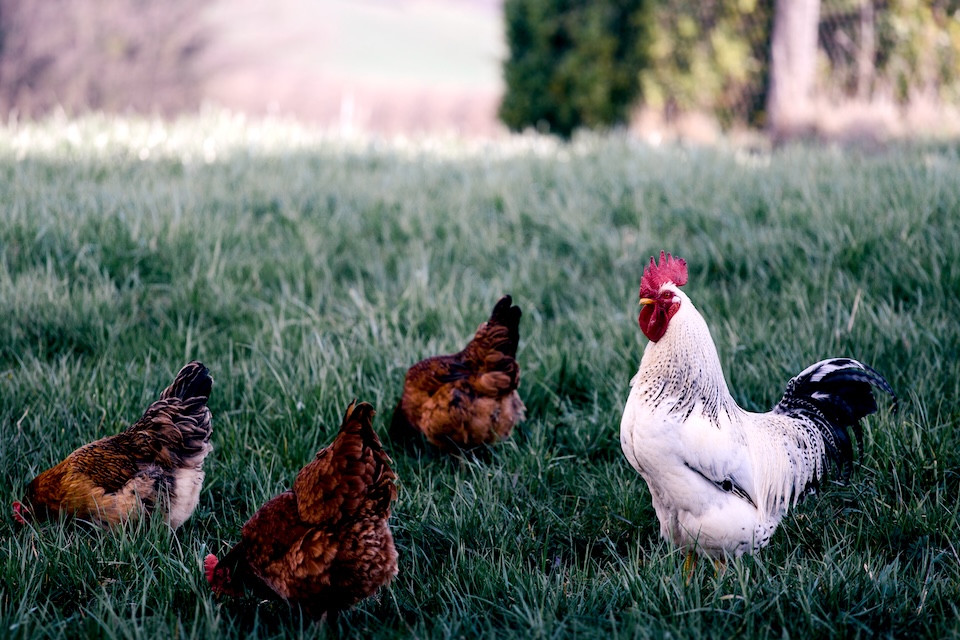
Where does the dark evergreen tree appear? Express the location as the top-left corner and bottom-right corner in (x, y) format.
(499, 0), (652, 138)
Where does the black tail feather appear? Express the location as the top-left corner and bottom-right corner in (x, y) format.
(161, 361), (213, 401)
(487, 295), (522, 358)
(774, 358), (896, 480)
(128, 361), (213, 460)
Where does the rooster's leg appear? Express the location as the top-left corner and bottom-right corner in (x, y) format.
(683, 551), (697, 584)
(713, 558), (727, 577)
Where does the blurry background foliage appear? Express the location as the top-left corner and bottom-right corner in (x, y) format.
(0, 0), (210, 118)
(0, 0), (959, 135)
(868, 0), (960, 102)
(640, 0), (774, 129)
(501, 0), (960, 133)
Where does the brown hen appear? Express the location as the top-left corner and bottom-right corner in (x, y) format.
(205, 400), (398, 619)
(12, 361), (213, 529)
(391, 295), (526, 450)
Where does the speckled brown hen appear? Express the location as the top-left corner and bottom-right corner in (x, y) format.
(391, 295), (526, 451)
(204, 400), (398, 619)
(12, 361), (213, 529)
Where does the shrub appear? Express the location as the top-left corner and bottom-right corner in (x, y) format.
(499, 0), (652, 138)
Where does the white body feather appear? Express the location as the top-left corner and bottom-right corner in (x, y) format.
(167, 440), (213, 529)
(620, 286), (829, 558)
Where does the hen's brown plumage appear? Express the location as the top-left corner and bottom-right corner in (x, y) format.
(391, 295), (526, 450)
(205, 400), (398, 618)
(13, 361), (213, 529)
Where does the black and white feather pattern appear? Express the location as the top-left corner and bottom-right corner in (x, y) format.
(773, 358), (897, 484)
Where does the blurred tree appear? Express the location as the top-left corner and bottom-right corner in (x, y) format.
(639, 0), (774, 129)
(818, 1), (960, 105)
(0, 0), (210, 119)
(499, 0), (652, 138)
(875, 0), (960, 102)
(767, 0), (821, 139)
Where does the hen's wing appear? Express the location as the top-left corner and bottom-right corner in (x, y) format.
(206, 491), (336, 602)
(402, 295), (522, 400)
(24, 446), (163, 525)
(390, 356), (472, 448)
(236, 491), (337, 601)
(400, 356), (473, 397)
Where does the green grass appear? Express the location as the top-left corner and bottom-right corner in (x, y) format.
(1, 113), (958, 638)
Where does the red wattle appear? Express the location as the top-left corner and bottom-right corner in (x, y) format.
(639, 301), (678, 342)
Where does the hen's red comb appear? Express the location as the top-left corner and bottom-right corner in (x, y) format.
(640, 251), (688, 297)
(204, 554), (219, 585)
(12, 501), (26, 525)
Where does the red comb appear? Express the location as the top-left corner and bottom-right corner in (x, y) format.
(640, 251), (688, 297)
(204, 554), (219, 585)
(12, 501), (26, 525)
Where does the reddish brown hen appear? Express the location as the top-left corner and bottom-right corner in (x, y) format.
(205, 400), (398, 619)
(391, 295), (526, 450)
(13, 361), (213, 529)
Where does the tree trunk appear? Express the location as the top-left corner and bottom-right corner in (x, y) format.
(766, 0), (821, 141)
(857, 0), (875, 101)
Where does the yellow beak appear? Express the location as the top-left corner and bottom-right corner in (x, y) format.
(639, 297), (655, 306)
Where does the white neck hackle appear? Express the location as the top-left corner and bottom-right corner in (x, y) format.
(637, 285), (738, 422)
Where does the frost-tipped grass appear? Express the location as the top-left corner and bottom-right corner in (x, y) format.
(1, 115), (958, 638)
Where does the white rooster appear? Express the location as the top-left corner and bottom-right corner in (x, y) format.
(620, 251), (895, 564)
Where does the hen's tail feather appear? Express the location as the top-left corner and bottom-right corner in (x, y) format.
(296, 400), (397, 519)
(774, 358), (896, 481)
(126, 362), (214, 466)
(161, 361), (213, 402)
(338, 400), (384, 453)
(484, 295), (522, 358)
(341, 401), (398, 510)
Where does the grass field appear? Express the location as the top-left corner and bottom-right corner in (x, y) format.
(1, 113), (958, 639)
